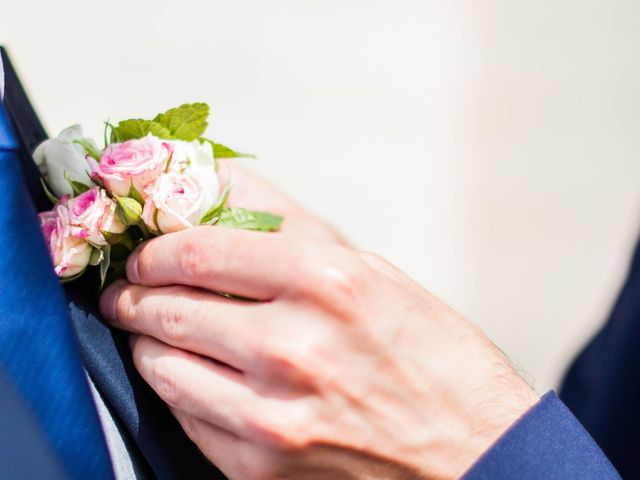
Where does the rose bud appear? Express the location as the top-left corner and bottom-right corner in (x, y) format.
(91, 134), (173, 197)
(115, 196), (143, 226)
(33, 125), (95, 198)
(65, 187), (127, 246)
(39, 203), (93, 279)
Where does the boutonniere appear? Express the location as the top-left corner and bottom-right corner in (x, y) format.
(34, 103), (282, 285)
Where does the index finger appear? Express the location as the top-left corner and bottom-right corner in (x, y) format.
(127, 226), (295, 300)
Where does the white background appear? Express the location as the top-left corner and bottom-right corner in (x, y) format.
(2, 0), (640, 392)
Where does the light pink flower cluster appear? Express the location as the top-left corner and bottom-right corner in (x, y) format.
(38, 133), (220, 279)
(39, 189), (124, 278)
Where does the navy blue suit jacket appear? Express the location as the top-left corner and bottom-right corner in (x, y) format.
(560, 235), (640, 478)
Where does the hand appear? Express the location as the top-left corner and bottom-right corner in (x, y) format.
(100, 227), (538, 480)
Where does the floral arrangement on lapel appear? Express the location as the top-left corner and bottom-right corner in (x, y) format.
(34, 103), (282, 285)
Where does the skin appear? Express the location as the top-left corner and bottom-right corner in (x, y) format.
(100, 161), (539, 480)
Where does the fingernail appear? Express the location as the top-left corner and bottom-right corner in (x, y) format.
(127, 248), (141, 285)
(99, 280), (124, 322)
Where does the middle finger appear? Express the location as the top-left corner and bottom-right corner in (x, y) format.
(101, 280), (269, 370)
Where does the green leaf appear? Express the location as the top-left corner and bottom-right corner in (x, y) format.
(216, 207), (283, 232)
(100, 231), (124, 246)
(128, 185), (145, 206)
(249, 211), (284, 231)
(200, 138), (255, 159)
(40, 178), (59, 205)
(99, 244), (111, 290)
(64, 171), (90, 196)
(103, 121), (110, 148)
(154, 103), (209, 141)
(89, 248), (104, 266)
(216, 208), (258, 229)
(103, 261), (127, 289)
(110, 119), (171, 143)
(104, 230), (133, 254)
(73, 138), (102, 161)
(107, 121), (122, 143)
(136, 221), (156, 240)
(199, 187), (232, 225)
(90, 174), (108, 191)
(119, 230), (135, 251)
(110, 244), (131, 262)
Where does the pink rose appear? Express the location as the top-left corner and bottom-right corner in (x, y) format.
(92, 134), (172, 197)
(141, 169), (218, 234)
(39, 204), (93, 279)
(66, 187), (126, 246)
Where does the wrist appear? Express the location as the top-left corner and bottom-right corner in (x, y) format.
(445, 380), (540, 478)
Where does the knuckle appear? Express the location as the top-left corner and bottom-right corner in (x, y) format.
(295, 255), (368, 315)
(159, 294), (189, 343)
(332, 260), (367, 295)
(178, 237), (210, 280)
(258, 335), (286, 361)
(152, 359), (181, 407)
(318, 260), (364, 296)
(235, 444), (275, 480)
(258, 337), (301, 377)
(177, 230), (232, 282)
(244, 412), (287, 449)
(256, 330), (332, 389)
(291, 340), (330, 386)
(246, 405), (315, 452)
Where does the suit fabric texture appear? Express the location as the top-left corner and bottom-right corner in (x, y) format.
(0, 104), (114, 480)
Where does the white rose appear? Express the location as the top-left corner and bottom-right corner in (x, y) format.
(141, 167), (220, 234)
(33, 125), (94, 198)
(169, 139), (218, 187)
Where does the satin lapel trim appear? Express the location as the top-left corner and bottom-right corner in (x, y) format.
(0, 103), (18, 151)
(66, 284), (226, 480)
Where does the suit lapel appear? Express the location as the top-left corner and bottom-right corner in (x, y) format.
(66, 278), (224, 479)
(2, 47), (226, 480)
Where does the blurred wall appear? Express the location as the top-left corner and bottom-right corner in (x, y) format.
(2, 0), (640, 392)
